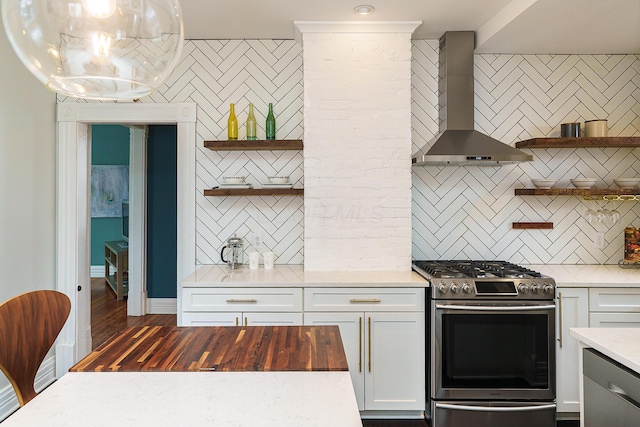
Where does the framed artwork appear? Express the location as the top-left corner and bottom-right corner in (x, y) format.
(91, 165), (129, 218)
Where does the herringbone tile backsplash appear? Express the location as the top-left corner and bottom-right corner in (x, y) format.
(412, 40), (640, 264)
(63, 39), (640, 266)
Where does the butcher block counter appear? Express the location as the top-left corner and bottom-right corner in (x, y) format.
(70, 325), (348, 372)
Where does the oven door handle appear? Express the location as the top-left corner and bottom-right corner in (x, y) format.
(435, 304), (555, 311)
(435, 402), (556, 412)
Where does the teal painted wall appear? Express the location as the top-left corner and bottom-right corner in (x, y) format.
(91, 125), (130, 266)
(146, 125), (177, 298)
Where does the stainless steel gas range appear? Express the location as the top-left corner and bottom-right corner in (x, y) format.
(412, 260), (557, 427)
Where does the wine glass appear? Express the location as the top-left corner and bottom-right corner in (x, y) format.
(610, 201), (621, 225)
(584, 203), (597, 225)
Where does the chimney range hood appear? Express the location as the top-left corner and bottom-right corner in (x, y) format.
(412, 31), (533, 166)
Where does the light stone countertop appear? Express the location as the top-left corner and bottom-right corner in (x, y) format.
(525, 264), (640, 287)
(181, 264), (428, 288)
(570, 328), (640, 375)
(1, 371), (361, 427)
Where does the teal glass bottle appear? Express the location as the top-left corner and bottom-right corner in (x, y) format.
(265, 103), (276, 140)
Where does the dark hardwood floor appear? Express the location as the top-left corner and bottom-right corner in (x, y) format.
(90, 278), (578, 427)
(91, 277), (175, 349)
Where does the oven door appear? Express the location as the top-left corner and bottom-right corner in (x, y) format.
(432, 300), (555, 400)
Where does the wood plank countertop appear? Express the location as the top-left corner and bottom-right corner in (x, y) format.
(69, 325), (349, 372)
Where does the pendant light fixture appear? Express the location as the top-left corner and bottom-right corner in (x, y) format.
(1, 0), (184, 100)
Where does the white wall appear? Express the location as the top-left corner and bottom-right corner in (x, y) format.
(0, 18), (57, 404)
(300, 29), (414, 271)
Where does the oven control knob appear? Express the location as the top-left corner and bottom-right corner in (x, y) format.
(543, 283), (555, 295)
(531, 283), (542, 294)
(450, 283), (460, 294)
(518, 283), (529, 294)
(462, 283), (472, 294)
(437, 283), (449, 294)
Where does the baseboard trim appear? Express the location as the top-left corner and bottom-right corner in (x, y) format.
(91, 265), (105, 278)
(0, 356), (57, 422)
(146, 298), (177, 314)
(360, 410), (425, 419)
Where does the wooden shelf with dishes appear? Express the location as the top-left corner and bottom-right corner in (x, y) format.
(203, 139), (304, 197)
(515, 188), (640, 201)
(515, 137), (640, 149)
(204, 139), (303, 151)
(204, 188), (304, 197)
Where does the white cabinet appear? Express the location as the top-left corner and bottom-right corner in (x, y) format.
(556, 288), (589, 413)
(181, 288), (303, 326)
(304, 288), (425, 413)
(589, 288), (640, 327)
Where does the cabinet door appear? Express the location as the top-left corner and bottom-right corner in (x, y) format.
(182, 311), (240, 326)
(556, 288), (589, 413)
(365, 311), (425, 411)
(304, 312), (365, 410)
(246, 312), (303, 326)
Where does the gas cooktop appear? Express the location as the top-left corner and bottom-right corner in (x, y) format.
(412, 260), (555, 300)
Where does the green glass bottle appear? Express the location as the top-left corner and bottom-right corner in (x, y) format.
(265, 103), (276, 140)
(227, 103), (238, 140)
(246, 103), (257, 140)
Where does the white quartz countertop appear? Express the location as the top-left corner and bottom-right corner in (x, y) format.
(525, 264), (640, 287)
(570, 328), (640, 375)
(181, 264), (428, 287)
(2, 371), (361, 427)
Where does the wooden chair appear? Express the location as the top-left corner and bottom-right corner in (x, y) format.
(0, 290), (71, 406)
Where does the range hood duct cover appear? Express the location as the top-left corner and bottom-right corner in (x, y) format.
(412, 31), (533, 166)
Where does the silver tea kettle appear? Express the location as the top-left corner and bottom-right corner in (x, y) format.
(220, 235), (244, 269)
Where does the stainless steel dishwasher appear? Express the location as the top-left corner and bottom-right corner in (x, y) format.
(584, 348), (640, 427)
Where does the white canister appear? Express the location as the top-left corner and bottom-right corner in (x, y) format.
(584, 119), (607, 137)
(249, 251), (260, 270)
(263, 252), (275, 270)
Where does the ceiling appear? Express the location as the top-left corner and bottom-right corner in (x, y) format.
(179, 0), (640, 54)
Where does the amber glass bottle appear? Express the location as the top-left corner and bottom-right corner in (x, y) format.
(227, 103), (238, 140)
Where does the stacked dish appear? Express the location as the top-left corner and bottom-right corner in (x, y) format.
(613, 178), (640, 189)
(220, 176), (253, 189)
(570, 178), (597, 189)
(263, 176), (292, 189)
(531, 179), (557, 189)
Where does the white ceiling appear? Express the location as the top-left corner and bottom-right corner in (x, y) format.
(179, 0), (640, 54)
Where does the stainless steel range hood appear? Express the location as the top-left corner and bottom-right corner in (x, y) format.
(412, 31), (533, 166)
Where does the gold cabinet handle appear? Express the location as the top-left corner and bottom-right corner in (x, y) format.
(350, 298), (381, 303)
(226, 299), (257, 303)
(235, 317), (239, 326)
(368, 317), (372, 372)
(358, 317), (362, 373)
(244, 316), (248, 326)
(557, 292), (563, 348)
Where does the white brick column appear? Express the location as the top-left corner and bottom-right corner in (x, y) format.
(295, 22), (420, 271)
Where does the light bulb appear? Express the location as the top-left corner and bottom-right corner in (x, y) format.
(82, 0), (117, 19)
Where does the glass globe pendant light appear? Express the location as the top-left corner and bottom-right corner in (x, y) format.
(1, 0), (184, 100)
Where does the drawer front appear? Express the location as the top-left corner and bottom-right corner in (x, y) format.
(589, 288), (640, 313)
(182, 312), (303, 326)
(183, 288), (303, 312)
(304, 288), (425, 312)
(590, 312), (640, 328)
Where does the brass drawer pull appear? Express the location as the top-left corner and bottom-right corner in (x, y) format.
(226, 299), (258, 303)
(350, 298), (381, 303)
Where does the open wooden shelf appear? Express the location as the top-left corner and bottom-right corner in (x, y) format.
(515, 188), (640, 197)
(204, 188), (304, 197)
(204, 139), (303, 151)
(515, 137), (640, 149)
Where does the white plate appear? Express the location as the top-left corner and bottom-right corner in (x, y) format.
(219, 183), (253, 189)
(262, 183), (293, 189)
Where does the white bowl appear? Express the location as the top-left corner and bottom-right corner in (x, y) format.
(531, 179), (557, 189)
(268, 176), (290, 184)
(570, 178), (597, 189)
(222, 176), (246, 184)
(613, 178), (640, 189)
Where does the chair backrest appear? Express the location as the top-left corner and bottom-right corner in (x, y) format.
(0, 290), (71, 406)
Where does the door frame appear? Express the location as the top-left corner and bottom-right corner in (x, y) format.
(55, 103), (197, 375)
